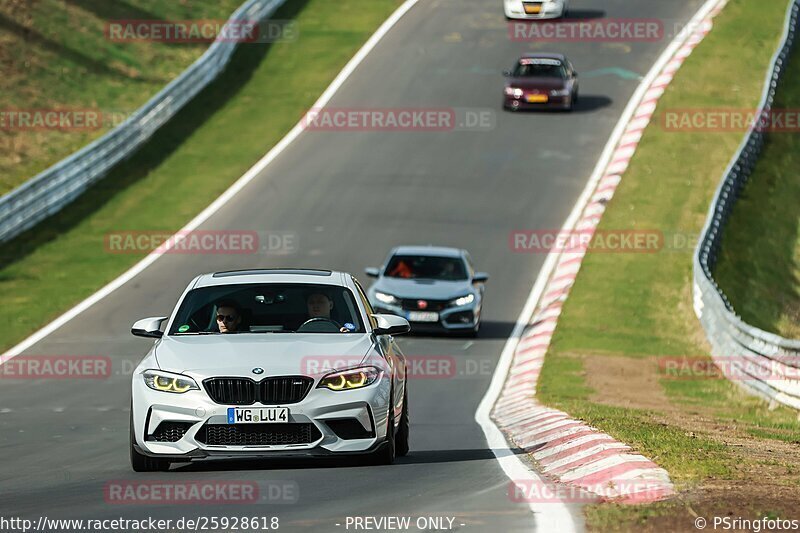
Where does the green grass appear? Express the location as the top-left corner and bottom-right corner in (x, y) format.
(0, 0), (246, 195)
(538, 353), (731, 482)
(534, 0), (800, 527)
(0, 0), (401, 352)
(712, 44), (800, 338)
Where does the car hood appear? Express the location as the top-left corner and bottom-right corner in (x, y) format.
(507, 77), (566, 90)
(373, 278), (473, 300)
(154, 334), (376, 378)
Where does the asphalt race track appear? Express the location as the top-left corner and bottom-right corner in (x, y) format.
(0, 0), (703, 531)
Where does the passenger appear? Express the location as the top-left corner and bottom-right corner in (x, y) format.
(306, 293), (349, 332)
(388, 259), (413, 278)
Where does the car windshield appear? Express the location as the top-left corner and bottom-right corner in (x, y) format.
(513, 61), (566, 79)
(169, 283), (365, 334)
(384, 255), (468, 281)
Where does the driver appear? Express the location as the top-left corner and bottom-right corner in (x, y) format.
(214, 300), (242, 333)
(306, 292), (349, 332)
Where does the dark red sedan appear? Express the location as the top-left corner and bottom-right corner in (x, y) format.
(503, 53), (579, 111)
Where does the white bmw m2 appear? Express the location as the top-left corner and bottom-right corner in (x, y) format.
(129, 269), (410, 471)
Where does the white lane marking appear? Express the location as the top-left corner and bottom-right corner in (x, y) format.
(517, 426), (591, 449)
(560, 455), (652, 483)
(475, 0), (728, 527)
(541, 443), (629, 472)
(0, 0), (422, 363)
(474, 244), (579, 532)
(514, 418), (577, 436)
(5, 0), (723, 528)
(533, 434), (617, 461)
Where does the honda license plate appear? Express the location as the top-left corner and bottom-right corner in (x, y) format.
(407, 311), (439, 322)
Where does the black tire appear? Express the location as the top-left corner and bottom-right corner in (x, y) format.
(395, 388), (410, 457)
(567, 90), (578, 112)
(454, 321), (479, 338)
(471, 318), (481, 338)
(130, 409), (171, 472)
(371, 401), (396, 465)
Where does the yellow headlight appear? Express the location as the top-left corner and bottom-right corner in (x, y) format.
(346, 372), (367, 388)
(154, 376), (174, 391)
(328, 375), (347, 391)
(318, 367), (381, 391)
(172, 379), (192, 393)
(143, 370), (199, 394)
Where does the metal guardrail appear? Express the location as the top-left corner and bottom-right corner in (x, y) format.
(693, 0), (800, 410)
(0, 0), (287, 244)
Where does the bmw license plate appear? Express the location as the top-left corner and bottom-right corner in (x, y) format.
(227, 407), (289, 424)
(407, 311), (439, 322)
(523, 3), (542, 14)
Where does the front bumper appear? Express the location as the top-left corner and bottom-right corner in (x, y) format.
(371, 302), (480, 333)
(504, 0), (567, 19)
(133, 439), (390, 461)
(132, 374), (391, 460)
(504, 94), (572, 110)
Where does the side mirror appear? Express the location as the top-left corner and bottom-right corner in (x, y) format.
(365, 267), (381, 278)
(502, 69), (512, 77)
(371, 314), (411, 336)
(132, 316), (167, 338)
(473, 272), (489, 284)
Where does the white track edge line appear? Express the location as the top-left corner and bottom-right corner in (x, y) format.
(474, 0), (725, 530)
(2, 0), (722, 529)
(0, 0), (421, 363)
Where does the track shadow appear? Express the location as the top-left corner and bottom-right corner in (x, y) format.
(171, 448), (524, 472)
(503, 95), (613, 115)
(407, 320), (516, 340)
(564, 9), (606, 20)
(396, 448), (523, 464)
(572, 95), (613, 113)
(61, 0), (163, 22)
(475, 319), (517, 340)
(0, 13), (163, 83)
(61, 0), (218, 51)
(0, 0), (311, 273)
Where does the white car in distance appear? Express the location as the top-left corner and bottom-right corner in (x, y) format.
(504, 0), (569, 19)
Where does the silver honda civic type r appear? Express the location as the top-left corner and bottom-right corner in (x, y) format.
(365, 246), (488, 336)
(129, 269), (410, 471)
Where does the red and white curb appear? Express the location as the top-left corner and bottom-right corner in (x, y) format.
(492, 0), (729, 505)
